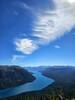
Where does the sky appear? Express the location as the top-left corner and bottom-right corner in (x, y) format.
(0, 0), (75, 67)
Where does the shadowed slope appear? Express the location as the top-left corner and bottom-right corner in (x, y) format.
(0, 65), (35, 90)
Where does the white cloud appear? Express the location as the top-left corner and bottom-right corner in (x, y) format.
(14, 0), (75, 55)
(33, 0), (75, 44)
(67, 0), (75, 4)
(14, 38), (38, 54)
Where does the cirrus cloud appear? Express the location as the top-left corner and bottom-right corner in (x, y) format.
(11, 55), (25, 63)
(33, 0), (75, 44)
(14, 0), (75, 55)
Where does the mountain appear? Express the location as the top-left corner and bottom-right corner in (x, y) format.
(1, 66), (75, 100)
(42, 66), (75, 97)
(25, 66), (48, 72)
(0, 65), (35, 90)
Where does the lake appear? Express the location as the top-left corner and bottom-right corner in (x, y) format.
(0, 69), (54, 99)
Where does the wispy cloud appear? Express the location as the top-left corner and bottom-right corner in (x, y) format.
(54, 45), (61, 49)
(33, 0), (75, 44)
(11, 55), (25, 63)
(14, 0), (75, 55)
(72, 32), (75, 35)
(14, 1), (34, 14)
(19, 2), (31, 10)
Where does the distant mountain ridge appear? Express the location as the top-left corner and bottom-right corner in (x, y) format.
(0, 65), (35, 90)
(25, 65), (75, 72)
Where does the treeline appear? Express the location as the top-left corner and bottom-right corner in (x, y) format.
(2, 94), (75, 100)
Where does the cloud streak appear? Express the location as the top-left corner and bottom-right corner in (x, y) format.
(14, 0), (75, 55)
(33, 0), (75, 44)
(11, 55), (25, 63)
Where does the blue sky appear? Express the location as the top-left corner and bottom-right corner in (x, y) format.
(0, 0), (75, 66)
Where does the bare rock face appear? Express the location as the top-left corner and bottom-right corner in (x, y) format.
(0, 65), (35, 90)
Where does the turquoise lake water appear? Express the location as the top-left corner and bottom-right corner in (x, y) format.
(0, 69), (54, 99)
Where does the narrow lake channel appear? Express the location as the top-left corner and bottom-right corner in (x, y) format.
(0, 69), (54, 99)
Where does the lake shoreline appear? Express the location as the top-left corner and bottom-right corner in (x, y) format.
(0, 69), (54, 99)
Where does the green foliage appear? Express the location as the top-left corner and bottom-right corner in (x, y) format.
(3, 93), (75, 100)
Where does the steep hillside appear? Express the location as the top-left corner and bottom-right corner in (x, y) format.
(0, 65), (35, 90)
(42, 67), (75, 97)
